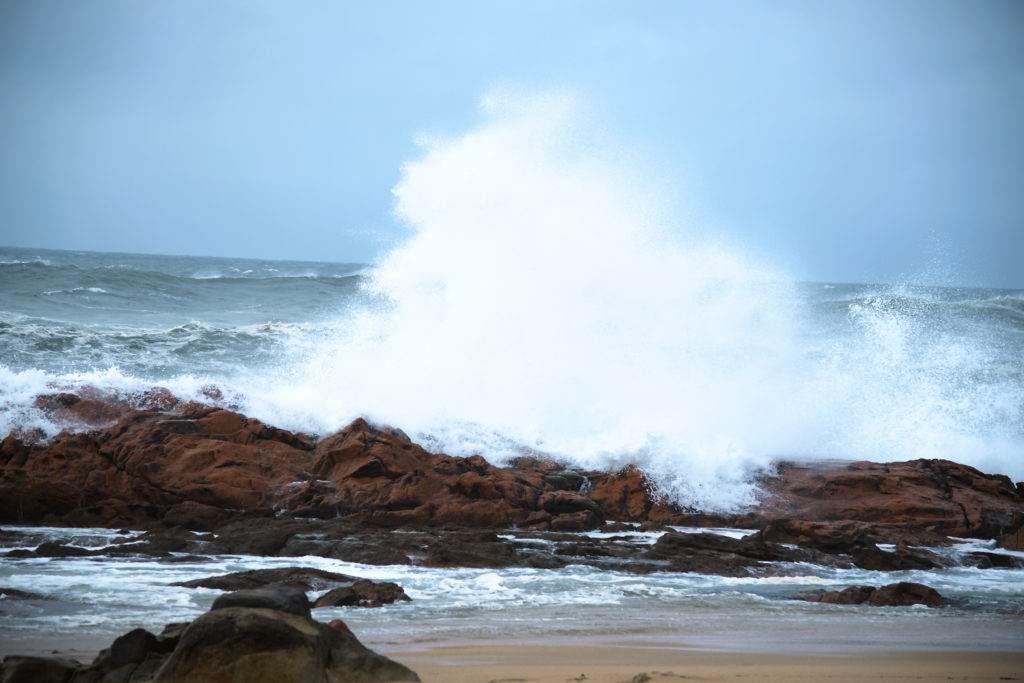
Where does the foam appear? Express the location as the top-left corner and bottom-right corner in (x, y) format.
(249, 91), (1022, 510)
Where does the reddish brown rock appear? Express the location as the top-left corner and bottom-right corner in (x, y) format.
(1000, 526), (1024, 551)
(3, 390), (1022, 548)
(756, 460), (1024, 541)
(0, 398), (606, 530)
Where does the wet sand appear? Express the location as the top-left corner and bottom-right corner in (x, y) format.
(395, 643), (1024, 683)
(5, 635), (1023, 682)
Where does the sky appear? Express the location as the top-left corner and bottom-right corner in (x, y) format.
(1, 0), (1022, 287)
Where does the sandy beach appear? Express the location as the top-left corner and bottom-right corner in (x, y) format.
(8, 638), (1021, 683)
(394, 644), (1024, 683)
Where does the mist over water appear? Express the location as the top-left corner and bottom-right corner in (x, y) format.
(246, 94), (1024, 509)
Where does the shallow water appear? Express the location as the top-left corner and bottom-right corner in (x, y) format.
(2, 526), (1021, 656)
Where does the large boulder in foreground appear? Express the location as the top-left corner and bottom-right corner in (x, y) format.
(0, 586), (418, 683)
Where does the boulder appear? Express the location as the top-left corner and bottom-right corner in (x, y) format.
(210, 586), (312, 618)
(867, 582), (949, 608)
(172, 567), (359, 592)
(313, 580), (411, 608)
(154, 587), (419, 683)
(0, 655), (80, 683)
(1, 586), (419, 683)
(799, 582), (948, 608)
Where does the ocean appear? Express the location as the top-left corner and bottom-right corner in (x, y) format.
(2, 244), (1022, 510)
(2, 243), (1023, 654)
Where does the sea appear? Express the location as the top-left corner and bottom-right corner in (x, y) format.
(1, 244), (1023, 656)
(1, 97), (1023, 655)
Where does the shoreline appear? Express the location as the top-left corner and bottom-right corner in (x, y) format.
(396, 644), (1024, 683)
(7, 639), (1022, 683)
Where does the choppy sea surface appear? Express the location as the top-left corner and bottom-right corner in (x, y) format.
(2, 245), (1023, 508)
(2, 246), (1023, 653)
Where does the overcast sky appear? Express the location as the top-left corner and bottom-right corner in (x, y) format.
(1, 0), (1022, 287)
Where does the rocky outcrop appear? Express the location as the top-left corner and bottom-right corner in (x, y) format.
(0, 586), (418, 683)
(2, 392), (1022, 552)
(0, 400), (609, 531)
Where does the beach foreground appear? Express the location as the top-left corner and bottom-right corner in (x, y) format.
(396, 644), (1024, 683)
(8, 639), (1023, 683)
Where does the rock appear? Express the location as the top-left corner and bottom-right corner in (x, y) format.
(313, 579), (411, 608)
(71, 627), (172, 683)
(0, 587), (46, 600)
(999, 525), (1024, 551)
(799, 582), (948, 608)
(849, 543), (946, 571)
(758, 460), (1024, 540)
(641, 531), (821, 576)
(153, 598), (419, 682)
(162, 501), (229, 531)
(798, 585), (876, 605)
(818, 585), (877, 605)
(172, 567), (360, 592)
(755, 519), (880, 553)
(868, 582), (949, 607)
(2, 390), (1021, 549)
(0, 655), (80, 683)
(210, 586), (312, 618)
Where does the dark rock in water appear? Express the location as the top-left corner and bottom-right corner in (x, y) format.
(0, 587), (47, 600)
(211, 585), (312, 618)
(313, 579), (411, 608)
(755, 519), (880, 553)
(819, 585), (877, 605)
(642, 531), (822, 576)
(868, 582), (949, 608)
(799, 582), (948, 608)
(850, 542), (947, 571)
(172, 566), (359, 592)
(799, 585), (876, 605)
(963, 551), (1024, 569)
(0, 655), (80, 683)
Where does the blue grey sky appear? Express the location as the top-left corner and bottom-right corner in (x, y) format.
(1, 0), (1022, 287)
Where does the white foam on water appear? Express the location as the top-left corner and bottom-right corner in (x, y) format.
(246, 90), (1024, 510)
